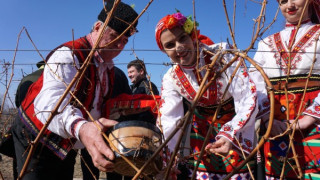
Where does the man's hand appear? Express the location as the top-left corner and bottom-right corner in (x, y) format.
(79, 118), (118, 172)
(205, 137), (232, 156)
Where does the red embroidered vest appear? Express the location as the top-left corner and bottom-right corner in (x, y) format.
(173, 51), (236, 124)
(273, 24), (320, 74)
(19, 37), (98, 159)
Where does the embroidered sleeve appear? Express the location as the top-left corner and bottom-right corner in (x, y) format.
(303, 93), (320, 119)
(34, 47), (85, 143)
(70, 118), (88, 139)
(158, 70), (185, 152)
(215, 44), (258, 153)
(250, 40), (270, 119)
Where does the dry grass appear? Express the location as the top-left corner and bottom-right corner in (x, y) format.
(0, 155), (14, 180)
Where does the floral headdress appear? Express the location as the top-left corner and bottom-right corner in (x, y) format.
(155, 11), (198, 50)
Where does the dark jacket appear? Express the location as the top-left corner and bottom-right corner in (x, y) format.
(130, 78), (159, 95)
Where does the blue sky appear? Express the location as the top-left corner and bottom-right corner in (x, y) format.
(0, 0), (284, 107)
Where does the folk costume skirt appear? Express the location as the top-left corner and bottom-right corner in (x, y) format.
(264, 75), (320, 179)
(180, 99), (254, 180)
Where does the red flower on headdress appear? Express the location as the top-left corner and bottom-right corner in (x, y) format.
(162, 12), (187, 30)
(165, 15), (179, 29)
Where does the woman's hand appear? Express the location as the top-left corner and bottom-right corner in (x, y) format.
(205, 137), (232, 156)
(289, 115), (319, 130)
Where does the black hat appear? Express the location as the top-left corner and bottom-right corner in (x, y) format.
(36, 61), (45, 69)
(98, 1), (138, 37)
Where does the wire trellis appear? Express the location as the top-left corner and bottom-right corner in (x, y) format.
(1, 0), (320, 180)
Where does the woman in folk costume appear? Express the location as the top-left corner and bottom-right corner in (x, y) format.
(251, 0), (320, 179)
(155, 11), (259, 179)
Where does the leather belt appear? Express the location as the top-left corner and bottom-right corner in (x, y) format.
(272, 81), (320, 91)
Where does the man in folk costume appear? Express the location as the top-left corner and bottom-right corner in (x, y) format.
(155, 11), (259, 179)
(12, 1), (138, 179)
(251, 0), (320, 179)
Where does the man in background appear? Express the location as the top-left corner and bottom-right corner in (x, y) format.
(127, 59), (159, 95)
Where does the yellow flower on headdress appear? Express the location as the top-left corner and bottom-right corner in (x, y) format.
(183, 16), (194, 34)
